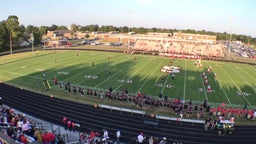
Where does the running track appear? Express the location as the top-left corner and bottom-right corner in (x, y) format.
(0, 83), (255, 144)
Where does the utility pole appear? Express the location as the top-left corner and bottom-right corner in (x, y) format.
(128, 10), (133, 52)
(6, 24), (13, 55)
(128, 10), (134, 33)
(9, 32), (13, 55)
(228, 17), (233, 60)
(31, 31), (34, 54)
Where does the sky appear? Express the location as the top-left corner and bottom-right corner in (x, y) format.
(1, 0), (256, 37)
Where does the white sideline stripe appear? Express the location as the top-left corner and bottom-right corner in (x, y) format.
(136, 59), (165, 93)
(98, 104), (146, 115)
(0, 70), (42, 80)
(114, 59), (153, 91)
(183, 60), (187, 100)
(220, 66), (251, 106)
(215, 77), (231, 104)
(155, 115), (204, 124)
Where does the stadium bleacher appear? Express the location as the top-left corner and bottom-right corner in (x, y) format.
(133, 39), (224, 58)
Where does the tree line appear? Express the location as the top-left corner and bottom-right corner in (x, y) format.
(0, 15), (255, 53)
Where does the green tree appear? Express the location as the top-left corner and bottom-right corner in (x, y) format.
(32, 29), (41, 46)
(108, 25), (115, 32)
(0, 21), (9, 52)
(100, 26), (108, 32)
(70, 24), (79, 32)
(26, 25), (34, 33)
(39, 26), (48, 35)
(26, 25), (41, 46)
(6, 15), (20, 54)
(48, 24), (58, 31)
(85, 33), (90, 39)
(152, 27), (157, 32)
(79, 26), (87, 32)
(89, 24), (99, 32)
(120, 26), (129, 33)
(138, 27), (147, 34)
(57, 25), (68, 30)
(19, 25), (26, 34)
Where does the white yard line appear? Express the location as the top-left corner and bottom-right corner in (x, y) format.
(240, 68), (256, 89)
(220, 66), (251, 106)
(199, 70), (208, 100)
(160, 73), (171, 94)
(215, 77), (231, 104)
(160, 59), (177, 94)
(61, 53), (119, 82)
(77, 67), (109, 85)
(231, 67), (256, 95)
(78, 56), (140, 86)
(94, 70), (122, 88)
(114, 59), (153, 91)
(212, 62), (231, 104)
(183, 60), (187, 101)
(95, 60), (138, 88)
(35, 51), (109, 78)
(63, 66), (95, 81)
(0, 70), (42, 80)
(33, 52), (84, 77)
(137, 59), (165, 93)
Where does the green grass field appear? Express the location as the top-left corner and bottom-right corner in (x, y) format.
(0, 50), (256, 108)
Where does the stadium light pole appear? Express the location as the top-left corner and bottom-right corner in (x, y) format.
(128, 10), (133, 51)
(31, 31), (34, 54)
(7, 27), (13, 55)
(228, 17), (233, 59)
(9, 32), (13, 55)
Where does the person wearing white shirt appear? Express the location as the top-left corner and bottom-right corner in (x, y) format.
(137, 132), (145, 144)
(102, 129), (109, 143)
(116, 130), (121, 144)
(17, 120), (23, 131)
(253, 111), (256, 120)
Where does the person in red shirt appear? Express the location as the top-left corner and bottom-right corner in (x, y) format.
(67, 120), (72, 131)
(42, 132), (51, 144)
(63, 116), (67, 124)
(71, 121), (75, 131)
(87, 130), (95, 143)
(47, 131), (55, 144)
(63, 116), (67, 130)
(20, 133), (27, 144)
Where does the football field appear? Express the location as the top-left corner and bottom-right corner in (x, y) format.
(0, 50), (255, 107)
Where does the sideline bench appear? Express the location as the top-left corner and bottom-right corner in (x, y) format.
(155, 115), (204, 124)
(99, 104), (146, 115)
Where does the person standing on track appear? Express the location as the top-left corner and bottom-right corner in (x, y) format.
(116, 129), (121, 144)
